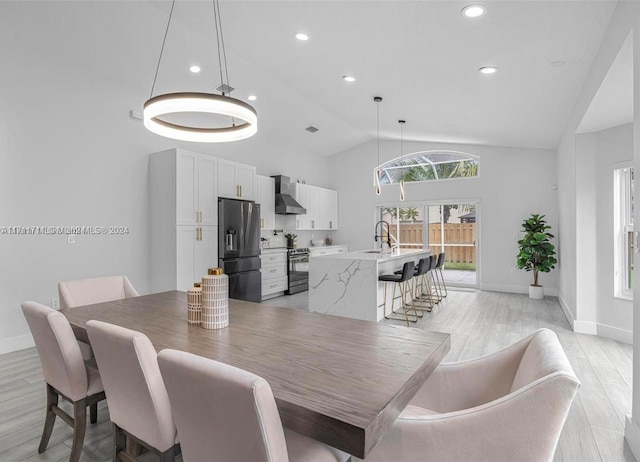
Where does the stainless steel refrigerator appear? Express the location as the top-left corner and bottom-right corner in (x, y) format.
(218, 198), (262, 303)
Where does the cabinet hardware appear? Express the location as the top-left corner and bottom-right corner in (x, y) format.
(240, 185), (242, 197)
(312, 220), (315, 229)
(270, 269), (277, 273)
(261, 218), (264, 228)
(270, 284), (278, 288)
(330, 221), (332, 229)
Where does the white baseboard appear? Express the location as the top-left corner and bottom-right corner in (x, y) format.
(573, 320), (598, 335)
(479, 283), (558, 297)
(570, 320), (632, 343)
(0, 333), (34, 355)
(597, 323), (633, 344)
(557, 294), (575, 328)
(626, 416), (640, 461)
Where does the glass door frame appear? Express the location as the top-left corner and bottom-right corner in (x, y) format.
(425, 200), (480, 289)
(374, 200), (480, 288)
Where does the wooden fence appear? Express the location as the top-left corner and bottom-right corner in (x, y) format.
(397, 222), (476, 264)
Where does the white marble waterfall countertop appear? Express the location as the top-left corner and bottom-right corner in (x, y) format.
(309, 248), (431, 322)
(314, 248), (428, 262)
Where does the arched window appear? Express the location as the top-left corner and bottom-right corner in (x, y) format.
(376, 150), (479, 185)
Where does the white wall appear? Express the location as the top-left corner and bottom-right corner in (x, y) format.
(594, 123), (633, 340)
(327, 139), (558, 295)
(555, 1), (637, 340)
(575, 132), (599, 333)
(0, 43), (329, 353)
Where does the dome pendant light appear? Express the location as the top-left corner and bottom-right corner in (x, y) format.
(143, 0), (257, 143)
(398, 120), (406, 201)
(374, 96), (383, 195)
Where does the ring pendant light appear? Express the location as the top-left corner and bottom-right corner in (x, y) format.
(143, 0), (257, 143)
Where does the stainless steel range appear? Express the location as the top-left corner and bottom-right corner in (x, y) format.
(285, 248), (310, 295)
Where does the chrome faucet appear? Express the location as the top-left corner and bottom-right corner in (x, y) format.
(374, 220), (392, 249)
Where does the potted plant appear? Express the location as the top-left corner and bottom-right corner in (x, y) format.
(516, 214), (557, 299)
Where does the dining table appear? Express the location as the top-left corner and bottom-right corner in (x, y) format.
(61, 290), (450, 459)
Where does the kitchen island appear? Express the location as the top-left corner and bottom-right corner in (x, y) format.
(309, 248), (431, 322)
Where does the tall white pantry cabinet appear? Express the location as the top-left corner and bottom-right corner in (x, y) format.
(150, 149), (218, 292)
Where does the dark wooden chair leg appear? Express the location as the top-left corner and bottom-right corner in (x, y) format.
(126, 438), (143, 456)
(38, 384), (58, 453)
(159, 445), (176, 462)
(113, 423), (126, 462)
(69, 398), (87, 462)
(90, 402), (98, 424)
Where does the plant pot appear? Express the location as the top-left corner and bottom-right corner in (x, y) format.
(529, 285), (544, 299)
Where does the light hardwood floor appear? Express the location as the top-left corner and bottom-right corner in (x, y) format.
(2, 290), (635, 461)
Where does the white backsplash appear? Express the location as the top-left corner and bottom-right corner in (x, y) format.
(260, 227), (337, 249)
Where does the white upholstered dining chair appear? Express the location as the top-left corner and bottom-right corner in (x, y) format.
(21, 301), (106, 462)
(86, 320), (179, 462)
(356, 328), (580, 462)
(58, 275), (139, 359)
(58, 275), (139, 309)
(157, 349), (349, 462)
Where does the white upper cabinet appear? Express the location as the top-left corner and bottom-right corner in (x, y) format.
(293, 183), (311, 230)
(218, 159), (256, 200)
(154, 149), (218, 226)
(321, 188), (338, 230)
(255, 175), (275, 230)
(197, 155), (217, 226)
(292, 183), (338, 230)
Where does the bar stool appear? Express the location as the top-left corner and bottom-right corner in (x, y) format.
(434, 252), (448, 298)
(395, 257), (433, 316)
(379, 261), (418, 326)
(422, 254), (441, 305)
(412, 257), (436, 313)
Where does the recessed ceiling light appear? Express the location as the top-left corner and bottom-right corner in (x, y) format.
(189, 65), (201, 73)
(295, 33), (309, 41)
(461, 5), (486, 18)
(248, 95), (257, 101)
(342, 75), (356, 82)
(478, 66), (498, 75)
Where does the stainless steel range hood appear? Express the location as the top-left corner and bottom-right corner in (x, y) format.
(272, 175), (306, 215)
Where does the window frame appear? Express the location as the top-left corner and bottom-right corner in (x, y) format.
(614, 162), (634, 300)
(373, 150), (479, 188)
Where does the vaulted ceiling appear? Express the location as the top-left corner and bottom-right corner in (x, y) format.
(1, 1), (620, 155)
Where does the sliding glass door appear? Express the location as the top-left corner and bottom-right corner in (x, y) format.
(427, 203), (478, 287)
(377, 203), (478, 287)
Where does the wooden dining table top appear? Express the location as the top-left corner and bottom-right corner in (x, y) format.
(61, 291), (450, 459)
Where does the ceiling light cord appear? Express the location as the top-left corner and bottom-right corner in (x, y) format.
(212, 0), (235, 126)
(399, 120), (406, 201)
(374, 96), (382, 196)
(216, 0), (231, 95)
(150, 0), (176, 99)
(212, 0), (225, 94)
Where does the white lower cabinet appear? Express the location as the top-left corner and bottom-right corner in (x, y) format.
(176, 226), (218, 291)
(261, 250), (287, 300)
